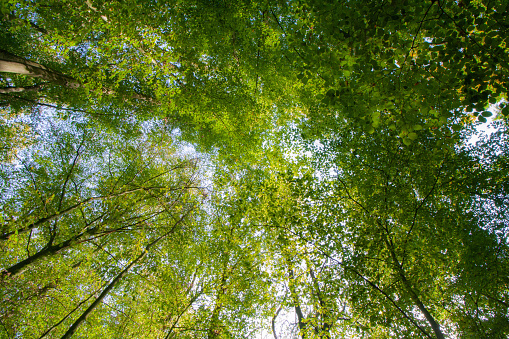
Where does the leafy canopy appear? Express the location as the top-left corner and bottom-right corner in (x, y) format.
(1, 0), (508, 338)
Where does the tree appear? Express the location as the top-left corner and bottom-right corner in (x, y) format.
(0, 0), (291, 157)
(0, 117), (206, 338)
(1, 1), (509, 338)
(271, 0), (509, 141)
(222, 116), (508, 338)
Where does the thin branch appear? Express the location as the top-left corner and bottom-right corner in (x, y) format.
(0, 83), (49, 94)
(401, 161), (444, 265)
(0, 318), (13, 339)
(272, 303), (283, 339)
(399, 1), (437, 77)
(26, 229), (32, 257)
(335, 177), (371, 216)
(163, 291), (203, 339)
(1, 186), (165, 241)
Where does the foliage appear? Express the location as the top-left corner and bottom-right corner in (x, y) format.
(1, 0), (508, 338)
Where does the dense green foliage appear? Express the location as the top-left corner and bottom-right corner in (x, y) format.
(1, 0), (508, 338)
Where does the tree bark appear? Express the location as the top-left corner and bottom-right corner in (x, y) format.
(309, 268), (332, 338)
(398, 272), (445, 339)
(208, 261), (228, 339)
(288, 267), (307, 338)
(271, 304), (283, 339)
(163, 291), (202, 339)
(0, 83), (48, 94)
(0, 49), (79, 88)
(59, 247), (146, 339)
(0, 49), (153, 101)
(1, 187), (150, 241)
(38, 284), (105, 339)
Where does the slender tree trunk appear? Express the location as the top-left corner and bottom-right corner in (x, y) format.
(59, 209), (192, 339)
(208, 261), (228, 339)
(207, 297), (222, 339)
(60, 247), (146, 339)
(309, 268), (331, 338)
(1, 187), (149, 241)
(163, 292), (201, 339)
(384, 236), (445, 339)
(38, 284), (105, 339)
(271, 304), (283, 339)
(1, 198), (93, 241)
(288, 267), (307, 338)
(398, 273), (445, 339)
(1, 226), (99, 279)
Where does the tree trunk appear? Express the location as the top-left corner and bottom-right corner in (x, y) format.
(398, 273), (445, 339)
(271, 304), (283, 339)
(0, 49), (79, 88)
(1, 226), (100, 279)
(384, 236), (445, 339)
(0, 83), (48, 94)
(59, 209), (191, 338)
(0, 49), (153, 101)
(309, 268), (332, 338)
(1, 187), (149, 241)
(288, 267), (307, 338)
(60, 247), (146, 339)
(208, 261), (228, 339)
(38, 284), (104, 339)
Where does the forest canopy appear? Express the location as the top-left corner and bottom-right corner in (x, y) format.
(1, 0), (509, 338)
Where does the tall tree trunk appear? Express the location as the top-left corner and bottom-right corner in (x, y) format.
(38, 283), (105, 339)
(288, 267), (307, 338)
(309, 268), (332, 338)
(401, 277), (445, 339)
(384, 236), (445, 339)
(59, 209), (192, 339)
(1, 187), (150, 241)
(0, 49), (79, 88)
(1, 226), (100, 279)
(0, 49), (153, 101)
(208, 261), (228, 339)
(0, 83), (48, 94)
(60, 247), (146, 339)
(271, 304), (283, 339)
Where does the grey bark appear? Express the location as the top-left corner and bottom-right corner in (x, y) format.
(0, 83), (48, 94)
(0, 49), (153, 101)
(0, 49), (79, 88)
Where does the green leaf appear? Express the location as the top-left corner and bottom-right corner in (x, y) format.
(408, 132), (418, 140)
(452, 124), (462, 131)
(502, 106), (509, 116)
